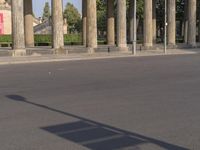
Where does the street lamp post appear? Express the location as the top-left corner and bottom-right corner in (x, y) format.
(132, 0), (137, 55)
(164, 0), (167, 54)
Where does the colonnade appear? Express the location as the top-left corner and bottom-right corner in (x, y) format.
(11, 0), (198, 56)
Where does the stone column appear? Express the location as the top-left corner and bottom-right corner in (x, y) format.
(117, 0), (128, 50)
(152, 0), (156, 43)
(11, 0), (26, 56)
(198, 2), (200, 42)
(129, 0), (134, 42)
(82, 0), (87, 46)
(87, 0), (97, 53)
(144, 0), (152, 47)
(184, 0), (188, 43)
(107, 0), (115, 46)
(198, 18), (200, 42)
(24, 0), (34, 47)
(188, 0), (196, 47)
(167, 0), (176, 46)
(52, 0), (64, 53)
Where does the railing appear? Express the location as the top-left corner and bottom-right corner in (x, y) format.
(0, 42), (12, 47)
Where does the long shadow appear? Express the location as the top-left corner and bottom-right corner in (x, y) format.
(6, 95), (189, 150)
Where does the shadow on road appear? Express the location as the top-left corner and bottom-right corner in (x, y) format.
(6, 94), (189, 150)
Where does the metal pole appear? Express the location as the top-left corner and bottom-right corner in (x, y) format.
(132, 0), (137, 55)
(164, 0), (167, 54)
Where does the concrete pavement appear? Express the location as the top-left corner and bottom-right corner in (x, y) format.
(0, 48), (199, 65)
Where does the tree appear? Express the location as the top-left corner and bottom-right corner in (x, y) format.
(42, 2), (51, 21)
(63, 2), (81, 33)
(96, 0), (144, 38)
(127, 0), (144, 20)
(97, 0), (107, 37)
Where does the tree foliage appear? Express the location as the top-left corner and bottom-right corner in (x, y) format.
(97, 0), (107, 36)
(42, 2), (51, 21)
(63, 2), (81, 33)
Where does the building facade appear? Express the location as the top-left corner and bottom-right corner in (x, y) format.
(0, 0), (11, 34)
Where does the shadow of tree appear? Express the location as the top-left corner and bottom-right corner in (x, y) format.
(6, 94), (189, 150)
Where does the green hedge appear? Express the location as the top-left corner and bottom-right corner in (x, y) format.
(0, 34), (82, 44)
(0, 34), (108, 46)
(0, 34), (194, 45)
(0, 35), (12, 43)
(34, 34), (52, 43)
(64, 34), (81, 42)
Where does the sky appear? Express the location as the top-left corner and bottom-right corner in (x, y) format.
(33, 0), (82, 18)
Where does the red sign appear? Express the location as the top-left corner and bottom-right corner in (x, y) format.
(0, 13), (4, 34)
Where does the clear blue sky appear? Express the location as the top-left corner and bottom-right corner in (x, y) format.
(33, 0), (82, 18)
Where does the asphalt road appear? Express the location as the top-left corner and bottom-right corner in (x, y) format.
(0, 54), (200, 150)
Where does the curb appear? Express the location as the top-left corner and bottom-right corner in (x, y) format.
(0, 50), (198, 66)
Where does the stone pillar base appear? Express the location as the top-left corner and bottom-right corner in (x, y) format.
(54, 47), (66, 55)
(12, 49), (26, 57)
(118, 46), (129, 52)
(167, 44), (176, 49)
(188, 43), (197, 48)
(87, 47), (95, 54)
(107, 42), (115, 46)
(26, 43), (35, 48)
(144, 43), (153, 47)
(143, 46), (153, 50)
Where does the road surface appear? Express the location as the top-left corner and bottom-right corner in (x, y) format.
(0, 54), (200, 150)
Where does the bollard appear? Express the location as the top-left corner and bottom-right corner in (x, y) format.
(108, 46), (110, 53)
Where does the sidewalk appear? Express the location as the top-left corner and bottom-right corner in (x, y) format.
(0, 48), (199, 65)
